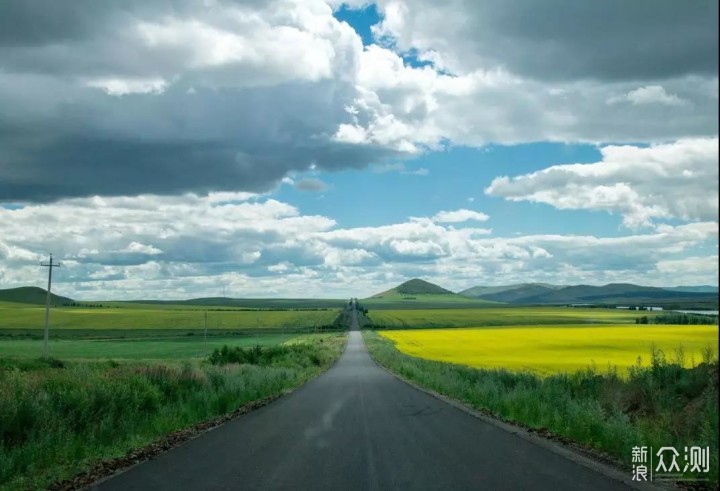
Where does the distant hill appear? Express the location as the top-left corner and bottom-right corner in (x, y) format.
(472, 283), (717, 307)
(663, 286), (718, 293)
(460, 283), (563, 298)
(374, 279), (454, 297)
(367, 278), (497, 309)
(476, 284), (558, 303)
(0, 286), (74, 305)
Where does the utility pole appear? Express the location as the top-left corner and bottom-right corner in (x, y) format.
(40, 254), (62, 358)
(204, 310), (208, 350)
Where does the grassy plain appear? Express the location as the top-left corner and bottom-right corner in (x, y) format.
(0, 334), (295, 360)
(365, 331), (718, 487)
(0, 333), (347, 490)
(380, 325), (719, 376)
(368, 306), (652, 328)
(0, 301), (339, 330)
(362, 293), (496, 310)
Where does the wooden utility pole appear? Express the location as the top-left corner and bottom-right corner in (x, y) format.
(204, 310), (208, 350)
(40, 254), (62, 358)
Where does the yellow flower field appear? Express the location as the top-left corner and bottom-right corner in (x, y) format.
(380, 325), (719, 377)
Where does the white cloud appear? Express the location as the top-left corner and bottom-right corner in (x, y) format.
(431, 209), (489, 223)
(120, 242), (163, 255)
(657, 255), (719, 275)
(86, 77), (168, 96)
(368, 0), (717, 82)
(0, 195), (717, 298)
(371, 162), (428, 175)
(334, 123), (369, 144)
(607, 85), (687, 107)
(486, 138), (719, 228)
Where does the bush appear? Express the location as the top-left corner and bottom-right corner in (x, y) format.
(0, 334), (345, 489)
(208, 343), (330, 368)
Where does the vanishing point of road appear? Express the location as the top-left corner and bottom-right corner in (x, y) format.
(97, 309), (639, 491)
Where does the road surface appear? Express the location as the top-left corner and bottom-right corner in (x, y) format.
(97, 309), (635, 490)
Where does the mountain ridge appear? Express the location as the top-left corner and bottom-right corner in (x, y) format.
(0, 286), (74, 305)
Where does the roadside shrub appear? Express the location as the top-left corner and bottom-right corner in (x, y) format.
(208, 343), (330, 368)
(0, 334), (346, 489)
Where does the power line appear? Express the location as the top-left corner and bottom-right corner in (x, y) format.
(40, 253), (62, 358)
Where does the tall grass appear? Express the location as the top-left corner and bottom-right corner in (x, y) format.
(0, 334), (346, 490)
(364, 331), (718, 487)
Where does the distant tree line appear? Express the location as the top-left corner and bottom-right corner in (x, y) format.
(62, 303), (106, 308)
(199, 307), (332, 312)
(636, 313), (718, 325)
(353, 300), (368, 315)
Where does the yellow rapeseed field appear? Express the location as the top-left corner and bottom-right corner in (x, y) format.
(380, 325), (719, 377)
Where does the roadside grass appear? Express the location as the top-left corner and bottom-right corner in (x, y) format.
(364, 331), (719, 487)
(0, 333), (347, 490)
(380, 325), (719, 376)
(0, 334), (296, 360)
(367, 307), (656, 329)
(0, 303), (340, 330)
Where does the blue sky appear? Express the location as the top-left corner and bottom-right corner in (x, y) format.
(0, 1), (717, 299)
(272, 142), (625, 237)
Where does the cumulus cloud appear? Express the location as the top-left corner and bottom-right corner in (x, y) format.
(0, 0), (717, 202)
(607, 85), (687, 106)
(431, 209), (489, 223)
(486, 138), (719, 228)
(369, 0), (718, 81)
(0, 195), (717, 298)
(0, 0), (393, 202)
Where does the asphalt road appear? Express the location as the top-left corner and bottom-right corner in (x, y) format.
(97, 310), (636, 491)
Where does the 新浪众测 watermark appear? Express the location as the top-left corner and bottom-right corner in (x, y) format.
(632, 445), (711, 482)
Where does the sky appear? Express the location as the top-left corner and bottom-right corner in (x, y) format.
(0, 0), (718, 299)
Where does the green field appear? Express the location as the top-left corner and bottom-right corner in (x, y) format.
(102, 298), (349, 309)
(0, 334), (298, 360)
(367, 306), (654, 328)
(363, 293), (496, 310)
(0, 301), (340, 330)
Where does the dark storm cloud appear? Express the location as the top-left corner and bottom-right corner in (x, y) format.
(381, 0), (718, 81)
(0, 0), (391, 203)
(0, 74), (394, 202)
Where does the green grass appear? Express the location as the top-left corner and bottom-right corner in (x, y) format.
(367, 306), (658, 328)
(0, 333), (347, 490)
(0, 302), (340, 330)
(0, 334), (297, 360)
(363, 293), (497, 310)
(99, 299), (348, 310)
(364, 331), (718, 488)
